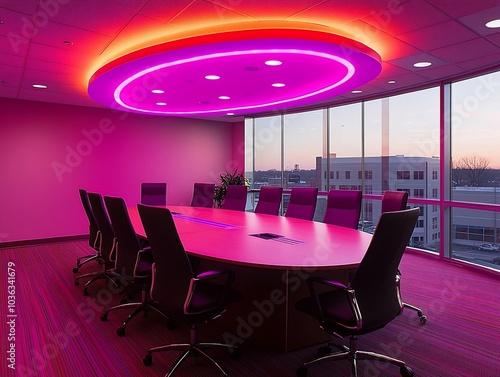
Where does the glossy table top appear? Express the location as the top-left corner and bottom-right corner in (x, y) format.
(128, 205), (373, 270)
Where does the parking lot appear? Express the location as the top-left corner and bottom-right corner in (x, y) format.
(452, 244), (500, 267)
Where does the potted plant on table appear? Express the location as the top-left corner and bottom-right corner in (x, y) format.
(214, 169), (248, 208)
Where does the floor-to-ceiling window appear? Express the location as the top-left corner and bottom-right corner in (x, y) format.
(450, 70), (500, 269)
(245, 69), (500, 272)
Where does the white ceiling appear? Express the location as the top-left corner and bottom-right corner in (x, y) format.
(1, 0), (500, 121)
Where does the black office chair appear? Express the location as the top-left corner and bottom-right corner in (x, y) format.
(100, 196), (172, 336)
(190, 182), (215, 208)
(73, 189), (102, 274)
(138, 204), (242, 376)
(295, 208), (419, 377)
(75, 192), (118, 296)
(382, 190), (427, 324)
(141, 182), (167, 206)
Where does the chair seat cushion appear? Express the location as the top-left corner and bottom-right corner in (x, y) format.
(296, 289), (358, 335)
(159, 282), (243, 324)
(296, 288), (396, 337)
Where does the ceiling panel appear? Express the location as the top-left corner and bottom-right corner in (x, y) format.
(429, 38), (499, 64)
(48, 0), (145, 36)
(361, 0), (449, 35)
(397, 20), (478, 50)
(0, 0), (38, 15)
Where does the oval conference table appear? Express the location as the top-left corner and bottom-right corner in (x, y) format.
(128, 205), (373, 352)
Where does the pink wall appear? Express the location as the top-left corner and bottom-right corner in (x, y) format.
(0, 98), (244, 243)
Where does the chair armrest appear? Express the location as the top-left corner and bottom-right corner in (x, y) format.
(195, 269), (235, 283)
(133, 247), (153, 278)
(306, 276), (362, 331)
(109, 237), (118, 262)
(184, 269), (235, 315)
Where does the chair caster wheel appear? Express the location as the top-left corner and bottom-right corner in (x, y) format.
(419, 315), (427, 324)
(400, 365), (414, 377)
(143, 354), (152, 366)
(229, 347), (241, 360)
(74, 280), (79, 286)
(73, 267), (79, 273)
(83, 288), (89, 296)
(116, 327), (126, 337)
(297, 366), (308, 377)
(101, 313), (108, 322)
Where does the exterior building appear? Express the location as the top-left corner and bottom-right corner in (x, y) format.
(316, 155), (440, 247)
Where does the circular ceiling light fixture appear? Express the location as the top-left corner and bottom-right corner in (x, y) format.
(88, 25), (381, 117)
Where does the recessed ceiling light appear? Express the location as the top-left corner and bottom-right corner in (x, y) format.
(413, 61), (432, 68)
(0, 20), (4, 24)
(272, 83), (285, 87)
(351, 90), (362, 94)
(151, 89), (164, 94)
(227, 112), (234, 115)
(205, 75), (220, 80)
(388, 80), (396, 84)
(32, 84), (47, 89)
(265, 60), (282, 66)
(156, 102), (167, 106)
(218, 96), (230, 100)
(485, 19), (500, 28)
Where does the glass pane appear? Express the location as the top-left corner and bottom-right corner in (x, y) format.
(244, 119), (256, 211)
(283, 110), (323, 189)
(244, 118), (254, 188)
(322, 103), (362, 192)
(451, 71), (500, 203)
(451, 208), (500, 271)
(283, 110), (324, 220)
(253, 115), (282, 187)
(364, 89), (440, 197)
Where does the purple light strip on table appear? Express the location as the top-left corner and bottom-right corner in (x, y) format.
(172, 213), (239, 229)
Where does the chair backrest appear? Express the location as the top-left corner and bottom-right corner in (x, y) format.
(254, 186), (283, 215)
(222, 185), (247, 211)
(285, 187), (318, 220)
(104, 196), (141, 276)
(323, 189), (362, 229)
(87, 192), (116, 263)
(190, 183), (215, 208)
(79, 189), (100, 249)
(138, 204), (193, 315)
(141, 183), (167, 206)
(351, 208), (419, 331)
(381, 190), (408, 213)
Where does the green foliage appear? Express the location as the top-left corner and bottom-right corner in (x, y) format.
(214, 169), (248, 208)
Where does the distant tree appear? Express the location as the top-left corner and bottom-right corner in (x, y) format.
(452, 156), (492, 187)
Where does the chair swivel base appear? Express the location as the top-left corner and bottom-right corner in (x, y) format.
(297, 336), (414, 377)
(79, 272), (120, 296)
(101, 301), (174, 336)
(73, 253), (102, 273)
(403, 302), (427, 324)
(143, 324), (240, 376)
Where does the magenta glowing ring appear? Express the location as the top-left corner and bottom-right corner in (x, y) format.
(88, 28), (381, 117)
